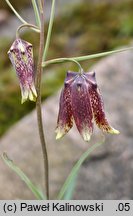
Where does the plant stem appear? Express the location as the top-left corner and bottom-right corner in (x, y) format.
(42, 46), (133, 67)
(36, 0), (49, 199)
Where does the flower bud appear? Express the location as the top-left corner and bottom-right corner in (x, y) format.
(8, 38), (37, 103)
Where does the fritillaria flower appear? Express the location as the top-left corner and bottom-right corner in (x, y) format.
(56, 71), (119, 142)
(8, 38), (37, 103)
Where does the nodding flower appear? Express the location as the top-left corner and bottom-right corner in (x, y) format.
(8, 38), (37, 104)
(56, 71), (119, 142)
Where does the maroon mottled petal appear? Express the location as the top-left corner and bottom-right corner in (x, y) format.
(71, 75), (93, 141)
(65, 71), (78, 85)
(56, 84), (73, 139)
(88, 80), (119, 134)
(26, 44), (34, 83)
(8, 38), (37, 103)
(85, 71), (97, 85)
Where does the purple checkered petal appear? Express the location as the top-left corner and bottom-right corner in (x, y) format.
(55, 73), (75, 139)
(85, 72), (119, 134)
(71, 75), (93, 141)
(8, 38), (37, 103)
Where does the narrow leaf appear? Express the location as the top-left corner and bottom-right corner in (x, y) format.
(43, 46), (133, 67)
(74, 47), (133, 61)
(2, 152), (45, 200)
(5, 0), (27, 24)
(43, 0), (56, 61)
(31, 0), (41, 27)
(57, 138), (105, 200)
(63, 174), (77, 200)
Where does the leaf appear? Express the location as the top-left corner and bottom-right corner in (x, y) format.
(63, 174), (77, 200)
(43, 46), (133, 67)
(31, 0), (41, 28)
(5, 0), (27, 24)
(2, 152), (45, 200)
(57, 138), (105, 200)
(43, 0), (56, 61)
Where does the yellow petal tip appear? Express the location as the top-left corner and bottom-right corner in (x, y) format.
(56, 133), (62, 140)
(82, 133), (91, 142)
(21, 97), (27, 104)
(55, 129), (64, 140)
(109, 128), (120, 135)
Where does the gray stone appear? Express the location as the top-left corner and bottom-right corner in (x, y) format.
(0, 49), (133, 199)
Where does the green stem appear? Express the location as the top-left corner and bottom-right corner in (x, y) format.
(44, 57), (83, 72)
(5, 0), (27, 24)
(16, 24), (40, 38)
(71, 59), (83, 73)
(32, 0), (41, 27)
(43, 0), (56, 61)
(36, 0), (49, 200)
(42, 47), (133, 67)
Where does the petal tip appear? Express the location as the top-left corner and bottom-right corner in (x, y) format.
(82, 132), (91, 142)
(21, 97), (27, 104)
(29, 91), (37, 102)
(55, 127), (66, 140)
(109, 128), (120, 135)
(55, 131), (64, 140)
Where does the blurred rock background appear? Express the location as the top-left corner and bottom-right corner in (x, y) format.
(0, 0), (133, 199)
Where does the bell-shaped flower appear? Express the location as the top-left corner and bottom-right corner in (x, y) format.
(56, 71), (119, 142)
(8, 38), (37, 103)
